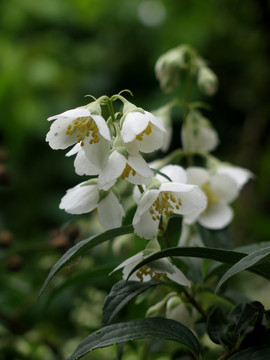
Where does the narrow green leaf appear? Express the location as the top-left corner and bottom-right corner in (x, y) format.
(39, 225), (133, 298)
(126, 247), (270, 282)
(67, 317), (201, 360)
(228, 346), (270, 359)
(102, 280), (160, 325)
(216, 246), (270, 291)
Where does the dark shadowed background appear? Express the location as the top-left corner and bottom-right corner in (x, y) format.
(0, 1), (269, 358)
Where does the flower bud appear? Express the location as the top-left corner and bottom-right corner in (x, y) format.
(197, 66), (218, 96)
(155, 45), (196, 93)
(181, 109), (219, 153)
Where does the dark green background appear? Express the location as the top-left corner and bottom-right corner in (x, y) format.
(0, 1), (269, 358)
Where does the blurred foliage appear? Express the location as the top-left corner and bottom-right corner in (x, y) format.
(0, 0), (270, 359)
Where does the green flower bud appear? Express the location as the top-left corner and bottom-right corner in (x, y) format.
(155, 45), (197, 93)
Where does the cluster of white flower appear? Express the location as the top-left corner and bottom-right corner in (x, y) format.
(46, 46), (252, 287)
(46, 94), (207, 241)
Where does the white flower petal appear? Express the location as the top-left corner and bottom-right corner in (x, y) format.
(217, 166), (253, 190)
(167, 267), (191, 287)
(160, 182), (197, 193)
(92, 114), (111, 141)
(128, 155), (153, 177)
(111, 252), (144, 275)
(133, 189), (160, 224)
(198, 202), (233, 229)
(97, 192), (124, 230)
(186, 167), (210, 186)
(66, 143), (81, 157)
(178, 187), (207, 218)
(83, 136), (110, 169)
(46, 117), (77, 149)
(59, 183), (99, 214)
(121, 112), (149, 143)
(136, 126), (165, 153)
(98, 151), (126, 190)
(156, 165), (187, 184)
(146, 111), (167, 132)
(133, 210), (159, 239)
(47, 107), (90, 121)
(210, 173), (239, 203)
(73, 149), (100, 176)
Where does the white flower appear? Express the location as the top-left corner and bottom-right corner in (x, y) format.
(181, 110), (219, 153)
(112, 238), (190, 287)
(46, 107), (111, 169)
(216, 165), (253, 190)
(133, 165), (207, 239)
(185, 167), (239, 229)
(121, 111), (167, 155)
(59, 181), (124, 230)
(98, 150), (153, 191)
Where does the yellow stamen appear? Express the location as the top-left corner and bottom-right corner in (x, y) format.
(66, 116), (100, 147)
(120, 163), (137, 180)
(201, 183), (219, 209)
(136, 265), (167, 282)
(148, 191), (182, 221)
(136, 123), (152, 141)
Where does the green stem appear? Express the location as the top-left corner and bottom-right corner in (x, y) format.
(106, 99), (117, 122)
(182, 288), (207, 319)
(182, 68), (194, 166)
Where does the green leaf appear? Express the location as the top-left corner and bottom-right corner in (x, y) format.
(228, 346), (270, 359)
(39, 225), (133, 298)
(216, 246), (270, 291)
(206, 301), (264, 348)
(67, 317), (201, 360)
(234, 301), (263, 335)
(102, 280), (160, 325)
(125, 247), (270, 282)
(45, 262), (119, 307)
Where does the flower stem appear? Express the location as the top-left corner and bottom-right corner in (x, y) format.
(182, 288), (207, 318)
(106, 99), (117, 123)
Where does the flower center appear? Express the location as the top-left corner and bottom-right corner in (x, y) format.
(201, 183), (219, 209)
(121, 163), (137, 180)
(65, 117), (100, 147)
(149, 191), (182, 221)
(136, 265), (167, 282)
(136, 123), (152, 141)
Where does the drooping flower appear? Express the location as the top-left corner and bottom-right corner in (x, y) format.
(112, 238), (190, 287)
(133, 165), (207, 239)
(59, 180), (124, 230)
(181, 109), (219, 153)
(185, 167), (239, 229)
(98, 149), (153, 191)
(46, 106), (111, 169)
(121, 110), (167, 155)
